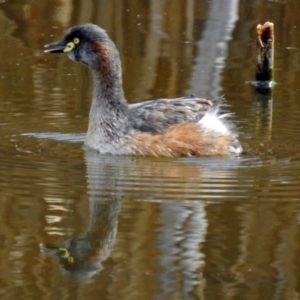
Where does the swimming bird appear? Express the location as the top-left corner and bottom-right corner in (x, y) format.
(44, 23), (242, 156)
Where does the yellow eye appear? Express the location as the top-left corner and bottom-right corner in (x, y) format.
(73, 38), (80, 44)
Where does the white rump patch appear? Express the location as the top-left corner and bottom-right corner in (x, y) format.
(197, 108), (231, 135)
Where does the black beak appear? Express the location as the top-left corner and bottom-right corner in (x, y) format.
(44, 40), (66, 53)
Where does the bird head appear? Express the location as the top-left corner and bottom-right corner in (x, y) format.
(44, 23), (114, 69)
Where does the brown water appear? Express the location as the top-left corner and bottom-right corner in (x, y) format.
(1, 0), (300, 299)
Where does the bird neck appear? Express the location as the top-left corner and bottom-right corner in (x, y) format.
(91, 69), (126, 109)
(85, 43), (132, 151)
(90, 40), (129, 119)
(90, 66), (129, 128)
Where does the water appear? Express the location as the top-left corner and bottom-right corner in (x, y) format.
(0, 0), (300, 299)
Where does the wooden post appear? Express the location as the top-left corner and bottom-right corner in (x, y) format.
(256, 22), (274, 82)
(254, 22), (274, 151)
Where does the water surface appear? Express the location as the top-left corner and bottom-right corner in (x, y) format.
(1, 0), (300, 299)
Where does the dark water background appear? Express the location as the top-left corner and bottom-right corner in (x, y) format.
(1, 0), (300, 299)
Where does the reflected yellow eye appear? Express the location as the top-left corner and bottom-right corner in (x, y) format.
(73, 38), (80, 44)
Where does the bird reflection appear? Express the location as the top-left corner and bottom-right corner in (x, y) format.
(40, 150), (122, 279)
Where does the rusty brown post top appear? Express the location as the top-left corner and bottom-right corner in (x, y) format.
(256, 22), (274, 82)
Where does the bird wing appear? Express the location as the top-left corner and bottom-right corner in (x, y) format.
(128, 96), (213, 133)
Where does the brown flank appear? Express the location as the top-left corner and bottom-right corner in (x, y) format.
(131, 122), (231, 157)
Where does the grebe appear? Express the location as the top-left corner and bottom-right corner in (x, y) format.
(45, 24), (242, 157)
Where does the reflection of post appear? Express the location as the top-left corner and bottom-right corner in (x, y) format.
(131, 1), (165, 100)
(156, 202), (208, 298)
(254, 87), (273, 147)
(254, 22), (274, 147)
(40, 151), (121, 279)
(223, 202), (299, 299)
(188, 0), (239, 99)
